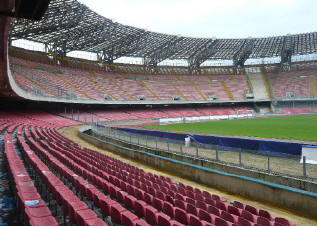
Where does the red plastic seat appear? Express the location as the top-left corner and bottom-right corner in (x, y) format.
(175, 207), (192, 225)
(157, 212), (172, 226)
(273, 222), (286, 226)
(274, 217), (295, 226)
(175, 193), (185, 201)
(228, 205), (242, 217)
(259, 210), (275, 221)
(117, 190), (128, 203)
(25, 206), (52, 221)
(163, 201), (175, 218)
(102, 181), (110, 194)
(215, 217), (232, 226)
(153, 197), (164, 211)
(121, 211), (138, 226)
(66, 200), (88, 222)
(201, 220), (214, 226)
(205, 198), (216, 207)
(186, 185), (194, 193)
(202, 191), (212, 200)
(186, 190), (196, 199)
(99, 198), (115, 217)
(120, 181), (128, 192)
(196, 200), (207, 211)
(257, 216), (274, 226)
(178, 187), (186, 196)
(125, 195), (137, 210)
(171, 220), (186, 226)
(198, 209), (216, 224)
(16, 183), (37, 194)
(216, 201), (228, 212)
(245, 205), (259, 216)
(145, 205), (159, 225)
(175, 199), (186, 210)
(135, 188), (145, 200)
(207, 205), (221, 217)
(186, 197), (196, 206)
(221, 211), (238, 224)
(238, 216), (255, 226)
(135, 219), (151, 226)
(111, 204), (127, 225)
(85, 218), (109, 226)
(126, 184), (135, 196)
(170, 184), (178, 192)
(156, 191), (166, 200)
(76, 209), (98, 226)
(135, 200), (147, 218)
(18, 191), (41, 209)
(212, 194), (226, 203)
(29, 216), (59, 226)
(195, 193), (204, 202)
(86, 187), (99, 203)
(233, 201), (245, 209)
(148, 186), (156, 196)
(165, 195), (174, 205)
(109, 185), (120, 199)
(241, 210), (258, 223)
(92, 191), (105, 208)
(189, 215), (203, 226)
(144, 193), (153, 205)
(187, 203), (198, 216)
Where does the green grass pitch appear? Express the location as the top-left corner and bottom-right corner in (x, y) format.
(145, 115), (317, 142)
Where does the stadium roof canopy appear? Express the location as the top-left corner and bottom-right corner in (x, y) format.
(9, 0), (317, 67)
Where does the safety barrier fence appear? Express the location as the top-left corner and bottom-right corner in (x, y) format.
(91, 125), (317, 182)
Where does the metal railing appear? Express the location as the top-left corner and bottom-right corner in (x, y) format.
(91, 125), (317, 182)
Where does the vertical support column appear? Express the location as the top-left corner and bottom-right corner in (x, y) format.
(0, 16), (11, 94)
(145, 135), (148, 147)
(239, 149), (242, 166)
(303, 156), (307, 178)
(196, 143), (199, 157)
(267, 152), (270, 171)
(155, 137), (158, 150)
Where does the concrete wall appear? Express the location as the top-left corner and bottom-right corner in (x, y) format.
(79, 128), (317, 217)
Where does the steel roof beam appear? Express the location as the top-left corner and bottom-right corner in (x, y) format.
(144, 36), (184, 66)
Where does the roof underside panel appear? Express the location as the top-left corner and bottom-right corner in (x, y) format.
(9, 0), (317, 62)
(250, 37), (284, 58)
(293, 33), (317, 55)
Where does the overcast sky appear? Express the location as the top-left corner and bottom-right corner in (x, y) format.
(78, 0), (317, 39)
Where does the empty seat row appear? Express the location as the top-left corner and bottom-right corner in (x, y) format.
(39, 126), (294, 226)
(4, 125), (59, 226)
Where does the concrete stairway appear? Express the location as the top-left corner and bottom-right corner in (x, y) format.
(248, 73), (269, 99)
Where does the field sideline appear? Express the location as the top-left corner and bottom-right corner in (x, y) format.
(145, 115), (317, 142)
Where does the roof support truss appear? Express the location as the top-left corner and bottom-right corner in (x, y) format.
(233, 39), (255, 67)
(144, 36), (184, 67)
(188, 40), (218, 68)
(280, 35), (293, 69)
(8, 0), (317, 64)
